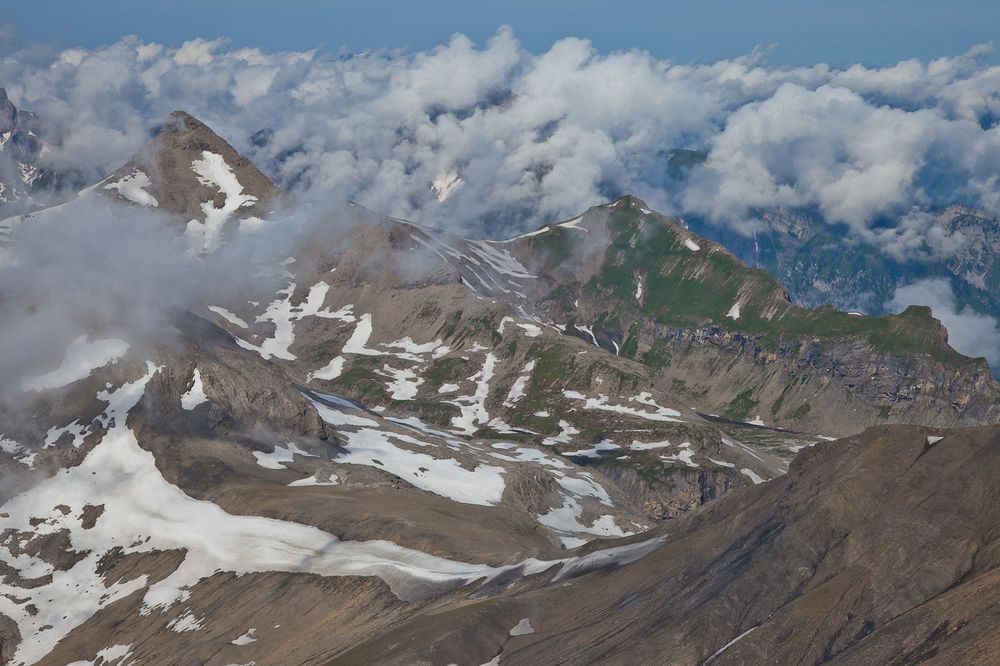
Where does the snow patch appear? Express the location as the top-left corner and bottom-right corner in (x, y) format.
(66, 644), (134, 666)
(431, 170), (464, 202)
(237, 282), (349, 361)
(509, 618), (534, 636)
(168, 610), (204, 633)
(0, 436), (37, 468)
(503, 360), (535, 408)
(517, 322), (542, 337)
(308, 356), (345, 382)
(288, 471), (340, 487)
(380, 365), (423, 400)
(208, 306), (248, 328)
(629, 439), (671, 451)
(447, 353), (497, 435)
(21, 336), (129, 392)
(252, 442), (316, 470)
(231, 628), (257, 646)
(103, 169), (158, 207)
(180, 368), (209, 410)
(185, 151), (258, 254)
(538, 497), (629, 548)
(542, 420), (581, 446)
(661, 442), (699, 468)
(342, 313), (381, 355)
(557, 216), (587, 231)
(562, 390), (682, 422)
(563, 439), (620, 459)
(45, 420), (90, 449)
(333, 427), (506, 506)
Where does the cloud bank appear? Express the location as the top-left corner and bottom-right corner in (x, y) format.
(1, 28), (999, 246)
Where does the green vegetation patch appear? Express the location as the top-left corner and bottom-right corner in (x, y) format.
(723, 388), (759, 421)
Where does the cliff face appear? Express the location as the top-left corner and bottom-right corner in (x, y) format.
(0, 88), (45, 214)
(643, 324), (1000, 435)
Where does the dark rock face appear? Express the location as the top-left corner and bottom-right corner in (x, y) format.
(0, 88), (46, 213)
(0, 89), (17, 135)
(643, 323), (1000, 434)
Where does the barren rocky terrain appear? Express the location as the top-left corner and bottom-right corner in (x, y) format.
(0, 112), (998, 665)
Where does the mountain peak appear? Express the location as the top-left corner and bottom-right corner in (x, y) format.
(0, 88), (17, 135)
(148, 110), (256, 164)
(161, 110), (220, 140)
(99, 110), (282, 250)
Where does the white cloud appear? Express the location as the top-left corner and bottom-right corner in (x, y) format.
(1, 28), (999, 247)
(888, 279), (1000, 368)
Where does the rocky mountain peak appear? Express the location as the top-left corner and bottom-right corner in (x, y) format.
(99, 111), (282, 252)
(0, 89), (45, 213)
(0, 88), (15, 134)
(157, 110), (243, 154)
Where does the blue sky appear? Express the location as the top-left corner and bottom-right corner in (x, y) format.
(3, 0), (999, 65)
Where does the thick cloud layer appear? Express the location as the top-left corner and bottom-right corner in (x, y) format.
(1, 29), (999, 244)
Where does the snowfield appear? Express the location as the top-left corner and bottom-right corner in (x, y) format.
(185, 151), (258, 253)
(103, 169), (158, 207)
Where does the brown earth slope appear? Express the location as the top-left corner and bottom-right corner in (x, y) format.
(333, 424), (1000, 665)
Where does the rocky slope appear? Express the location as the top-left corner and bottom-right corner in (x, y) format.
(337, 424), (1000, 666)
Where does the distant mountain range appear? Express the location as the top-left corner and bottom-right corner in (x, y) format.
(686, 205), (1000, 320)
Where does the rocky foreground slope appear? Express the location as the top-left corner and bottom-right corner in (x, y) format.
(0, 112), (998, 664)
(337, 424), (1000, 666)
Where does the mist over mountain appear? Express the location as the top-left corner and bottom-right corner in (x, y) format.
(3, 28), (1000, 366)
(1, 17), (1000, 666)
